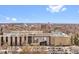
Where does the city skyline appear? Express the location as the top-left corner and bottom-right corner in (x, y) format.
(0, 5), (79, 23)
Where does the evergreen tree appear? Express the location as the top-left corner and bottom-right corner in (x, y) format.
(71, 36), (74, 45)
(74, 34), (79, 46)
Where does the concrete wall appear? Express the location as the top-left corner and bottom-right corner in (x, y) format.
(50, 36), (71, 46)
(0, 34), (71, 47)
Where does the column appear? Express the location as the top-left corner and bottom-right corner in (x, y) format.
(32, 35), (33, 44)
(20, 36), (23, 46)
(17, 36), (20, 46)
(8, 36), (11, 46)
(26, 35), (28, 45)
(24, 36), (26, 45)
(21, 36), (24, 46)
(3, 36), (6, 44)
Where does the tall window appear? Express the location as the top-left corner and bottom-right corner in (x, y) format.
(6, 36), (8, 43)
(15, 37), (17, 46)
(1, 36), (4, 46)
(10, 36), (13, 46)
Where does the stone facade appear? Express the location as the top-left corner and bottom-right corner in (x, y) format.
(50, 36), (71, 46)
(0, 31), (71, 47)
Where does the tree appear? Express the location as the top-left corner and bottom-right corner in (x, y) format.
(74, 36), (78, 45)
(71, 36), (74, 45)
(74, 34), (79, 46)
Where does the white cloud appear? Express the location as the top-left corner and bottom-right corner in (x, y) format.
(0, 14), (17, 21)
(61, 8), (67, 12)
(5, 17), (17, 22)
(0, 14), (30, 23)
(11, 17), (17, 21)
(6, 17), (10, 20)
(46, 5), (67, 13)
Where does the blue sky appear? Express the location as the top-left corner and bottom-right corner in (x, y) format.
(0, 5), (79, 23)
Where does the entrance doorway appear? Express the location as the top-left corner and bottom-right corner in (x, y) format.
(28, 36), (32, 45)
